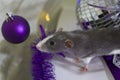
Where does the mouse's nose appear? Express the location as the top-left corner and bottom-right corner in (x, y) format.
(36, 44), (41, 50)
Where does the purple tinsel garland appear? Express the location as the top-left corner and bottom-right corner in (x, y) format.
(32, 25), (56, 80)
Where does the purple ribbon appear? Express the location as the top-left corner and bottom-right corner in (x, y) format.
(103, 56), (120, 80)
(32, 25), (56, 80)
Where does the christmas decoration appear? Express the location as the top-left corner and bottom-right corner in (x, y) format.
(1, 13), (30, 44)
(32, 25), (56, 80)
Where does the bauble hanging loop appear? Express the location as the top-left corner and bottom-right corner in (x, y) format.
(1, 13), (30, 44)
(6, 13), (14, 21)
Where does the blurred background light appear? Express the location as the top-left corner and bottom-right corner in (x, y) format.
(45, 13), (50, 22)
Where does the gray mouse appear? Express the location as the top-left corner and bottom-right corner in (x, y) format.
(36, 28), (120, 71)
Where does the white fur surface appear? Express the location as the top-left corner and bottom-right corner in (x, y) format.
(109, 49), (120, 55)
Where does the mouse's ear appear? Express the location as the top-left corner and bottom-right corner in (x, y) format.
(56, 27), (63, 32)
(64, 39), (74, 49)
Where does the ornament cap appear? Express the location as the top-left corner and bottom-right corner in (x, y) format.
(6, 13), (13, 21)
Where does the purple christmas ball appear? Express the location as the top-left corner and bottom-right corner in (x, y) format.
(1, 15), (30, 44)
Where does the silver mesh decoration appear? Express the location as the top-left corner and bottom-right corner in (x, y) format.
(76, 0), (120, 30)
(113, 54), (120, 68)
(76, 0), (120, 68)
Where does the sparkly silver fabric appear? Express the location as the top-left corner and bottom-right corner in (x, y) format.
(113, 54), (120, 68)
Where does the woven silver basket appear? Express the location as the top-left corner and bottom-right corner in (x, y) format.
(76, 0), (120, 29)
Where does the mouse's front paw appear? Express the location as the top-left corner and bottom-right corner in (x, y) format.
(80, 66), (88, 72)
(74, 57), (81, 63)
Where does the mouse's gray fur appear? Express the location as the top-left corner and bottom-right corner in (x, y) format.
(37, 28), (120, 59)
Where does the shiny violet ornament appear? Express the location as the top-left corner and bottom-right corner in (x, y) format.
(1, 13), (30, 44)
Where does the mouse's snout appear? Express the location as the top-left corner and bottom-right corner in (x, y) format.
(36, 44), (42, 50)
(36, 35), (54, 52)
(36, 41), (44, 50)
(36, 41), (48, 52)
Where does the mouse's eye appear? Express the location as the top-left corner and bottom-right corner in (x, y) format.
(49, 41), (55, 46)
